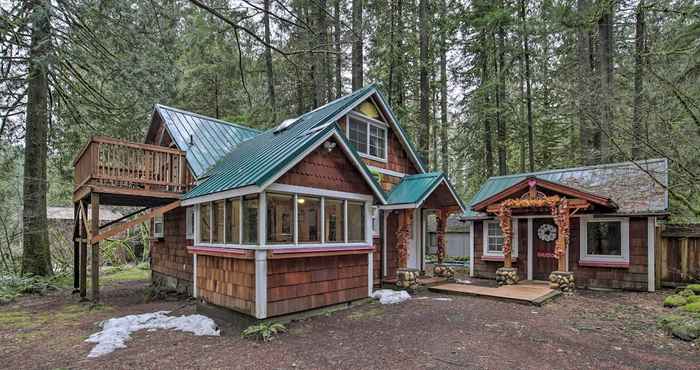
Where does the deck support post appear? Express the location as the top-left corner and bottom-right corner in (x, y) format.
(72, 202), (79, 292)
(79, 200), (88, 299)
(91, 193), (100, 302)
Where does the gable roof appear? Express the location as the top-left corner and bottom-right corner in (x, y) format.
(152, 104), (261, 178)
(183, 85), (388, 202)
(464, 158), (669, 218)
(385, 172), (466, 212)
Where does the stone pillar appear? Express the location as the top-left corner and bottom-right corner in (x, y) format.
(549, 271), (575, 293)
(496, 267), (519, 286)
(396, 268), (419, 291)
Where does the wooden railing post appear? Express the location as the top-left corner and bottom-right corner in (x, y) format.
(681, 237), (689, 281)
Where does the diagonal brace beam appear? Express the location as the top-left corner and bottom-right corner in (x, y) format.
(92, 200), (180, 243)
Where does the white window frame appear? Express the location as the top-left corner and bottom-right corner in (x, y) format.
(371, 206), (380, 237)
(482, 219), (518, 258)
(153, 214), (164, 239)
(346, 112), (388, 163)
(186, 207), (194, 239)
(579, 217), (629, 264)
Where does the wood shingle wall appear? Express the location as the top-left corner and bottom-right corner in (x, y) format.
(151, 207), (193, 292)
(196, 254), (256, 316)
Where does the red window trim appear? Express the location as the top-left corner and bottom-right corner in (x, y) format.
(481, 255), (518, 262)
(271, 245), (374, 255)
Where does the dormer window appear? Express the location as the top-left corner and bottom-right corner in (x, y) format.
(347, 112), (387, 162)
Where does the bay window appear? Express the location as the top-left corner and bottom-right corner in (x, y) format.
(199, 203), (210, 243)
(347, 201), (365, 242)
(297, 196), (321, 243)
(242, 195), (259, 244)
(580, 218), (629, 264)
(226, 198), (240, 244)
(347, 113), (387, 161)
(211, 200), (225, 243)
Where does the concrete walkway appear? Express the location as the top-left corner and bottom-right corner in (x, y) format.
(428, 281), (560, 306)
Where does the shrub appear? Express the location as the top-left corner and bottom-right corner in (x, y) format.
(663, 295), (688, 307)
(241, 322), (286, 342)
(0, 274), (68, 304)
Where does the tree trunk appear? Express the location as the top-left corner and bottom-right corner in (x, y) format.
(495, 10), (507, 176)
(22, 0), (52, 276)
(481, 41), (494, 178)
(419, 0), (430, 166)
(351, 0), (363, 90)
(439, 0), (448, 175)
(395, 0), (405, 109)
(263, 0), (276, 121)
(334, 0), (342, 98)
(520, 0), (534, 172)
(632, 0), (645, 159)
(576, 0), (594, 164)
(597, 1), (614, 163)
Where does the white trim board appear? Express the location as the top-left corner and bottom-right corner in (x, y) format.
(578, 216), (630, 264)
(267, 183), (374, 202)
(367, 165), (406, 178)
(648, 217), (656, 292)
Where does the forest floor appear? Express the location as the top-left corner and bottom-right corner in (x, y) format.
(1, 273), (698, 370)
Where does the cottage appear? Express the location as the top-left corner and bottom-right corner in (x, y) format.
(72, 85), (464, 318)
(462, 159), (668, 292)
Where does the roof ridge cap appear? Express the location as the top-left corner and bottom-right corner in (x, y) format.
(486, 158), (668, 181)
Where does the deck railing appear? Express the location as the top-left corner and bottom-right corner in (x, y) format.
(74, 136), (190, 194)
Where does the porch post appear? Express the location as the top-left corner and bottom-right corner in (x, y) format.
(395, 209), (418, 291)
(436, 208), (447, 264)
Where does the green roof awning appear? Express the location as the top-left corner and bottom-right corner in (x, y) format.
(386, 172), (465, 211)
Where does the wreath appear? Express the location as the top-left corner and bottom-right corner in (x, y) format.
(537, 224), (557, 242)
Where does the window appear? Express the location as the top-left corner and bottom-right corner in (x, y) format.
(325, 199), (345, 243)
(186, 207), (194, 239)
(226, 198), (241, 244)
(199, 203), (210, 243)
(580, 218), (629, 263)
(482, 220), (518, 257)
(211, 200), (225, 243)
(298, 196), (321, 243)
(267, 193), (294, 244)
(153, 215), (164, 239)
(371, 207), (379, 237)
(242, 195), (258, 244)
(347, 114), (387, 161)
(347, 201), (365, 242)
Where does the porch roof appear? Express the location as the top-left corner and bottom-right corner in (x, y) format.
(385, 172), (466, 212)
(462, 158), (669, 218)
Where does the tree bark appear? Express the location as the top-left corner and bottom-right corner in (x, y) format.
(263, 0), (276, 121)
(520, 0), (534, 172)
(334, 0), (342, 98)
(439, 0), (448, 175)
(597, 1), (614, 163)
(632, 0), (645, 159)
(419, 0), (430, 166)
(495, 6), (507, 176)
(481, 39), (494, 178)
(576, 0), (594, 164)
(22, 0), (52, 276)
(351, 0), (363, 90)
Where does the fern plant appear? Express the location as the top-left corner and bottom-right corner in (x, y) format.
(241, 322), (287, 342)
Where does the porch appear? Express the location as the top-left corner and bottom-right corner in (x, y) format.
(429, 280), (560, 306)
(72, 136), (193, 302)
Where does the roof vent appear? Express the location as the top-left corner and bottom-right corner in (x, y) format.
(274, 117), (298, 133)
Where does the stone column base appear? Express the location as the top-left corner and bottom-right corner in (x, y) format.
(549, 271), (575, 293)
(496, 267), (519, 286)
(433, 264), (455, 279)
(396, 268), (420, 291)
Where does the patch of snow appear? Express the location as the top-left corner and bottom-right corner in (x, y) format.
(372, 289), (411, 305)
(455, 279), (472, 284)
(432, 297), (453, 301)
(85, 311), (219, 358)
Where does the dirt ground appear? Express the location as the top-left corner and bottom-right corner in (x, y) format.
(1, 277), (697, 370)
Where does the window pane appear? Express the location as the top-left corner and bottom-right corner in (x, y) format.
(242, 195), (258, 244)
(199, 203), (210, 243)
(347, 202), (365, 242)
(369, 125), (386, 158)
(267, 193), (294, 244)
(186, 207), (195, 239)
(371, 207), (379, 235)
(349, 117), (368, 154)
(211, 200), (225, 243)
(298, 196), (321, 243)
(487, 222), (503, 253)
(226, 198), (241, 244)
(325, 199), (345, 242)
(587, 221), (622, 256)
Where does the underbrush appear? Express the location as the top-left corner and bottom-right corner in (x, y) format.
(0, 273), (71, 304)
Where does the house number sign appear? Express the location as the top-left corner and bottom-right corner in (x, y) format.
(537, 223), (557, 242)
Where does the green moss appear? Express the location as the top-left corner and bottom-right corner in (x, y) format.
(347, 307), (385, 321)
(0, 310), (36, 329)
(101, 266), (150, 284)
(687, 295), (700, 304)
(678, 288), (696, 297)
(664, 294), (688, 307)
(687, 284), (700, 294)
(682, 302), (700, 313)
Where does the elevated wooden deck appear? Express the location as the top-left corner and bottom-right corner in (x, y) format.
(73, 136), (192, 206)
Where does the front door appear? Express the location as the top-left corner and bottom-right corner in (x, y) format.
(532, 218), (559, 280)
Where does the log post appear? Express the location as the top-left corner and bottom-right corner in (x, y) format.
(72, 202), (79, 292)
(91, 193), (100, 302)
(436, 209), (447, 264)
(680, 237), (689, 281)
(79, 200), (87, 299)
(396, 210), (411, 269)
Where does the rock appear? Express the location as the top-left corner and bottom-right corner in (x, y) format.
(663, 295), (688, 307)
(671, 322), (700, 341)
(678, 289), (695, 297)
(687, 295), (700, 304)
(686, 284), (700, 294)
(682, 302), (700, 313)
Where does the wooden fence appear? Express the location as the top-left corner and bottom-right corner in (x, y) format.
(656, 224), (700, 286)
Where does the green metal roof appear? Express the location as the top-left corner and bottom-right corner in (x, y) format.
(184, 85), (384, 200)
(463, 158), (669, 218)
(154, 104), (260, 178)
(386, 172), (466, 211)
